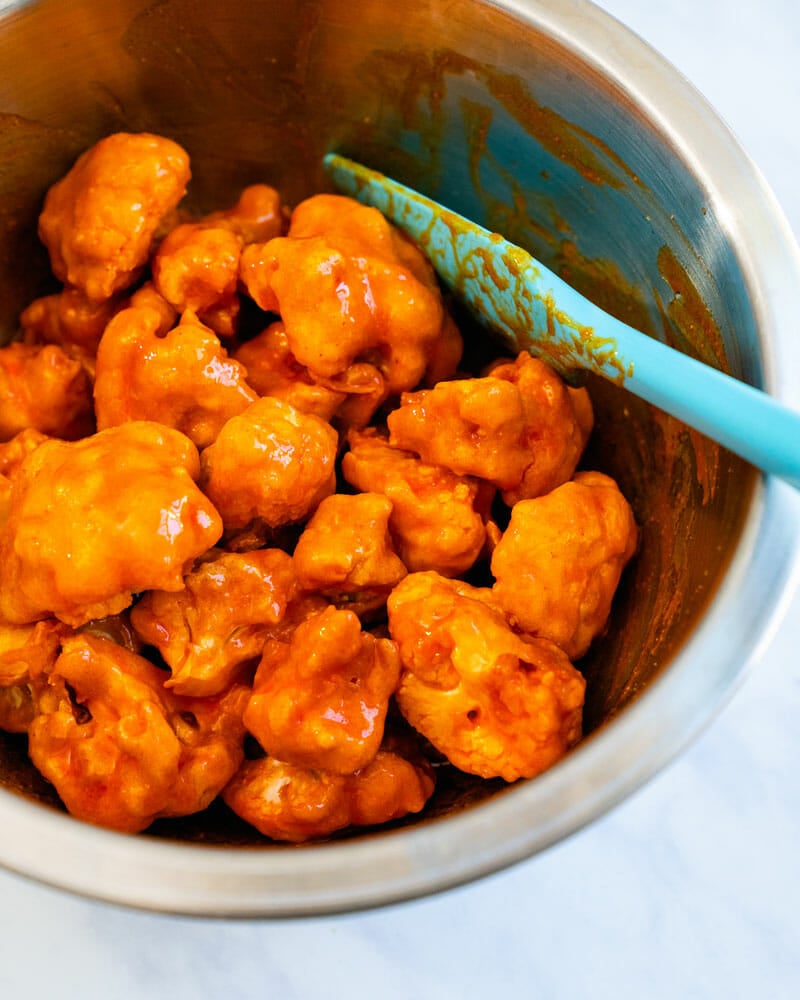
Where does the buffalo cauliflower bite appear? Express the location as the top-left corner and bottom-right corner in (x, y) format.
(159, 681), (250, 819)
(94, 306), (257, 449)
(130, 548), (301, 697)
(243, 606), (401, 774)
(200, 396), (337, 532)
(342, 429), (489, 577)
(38, 132), (190, 302)
(222, 746), (435, 843)
(27, 634), (247, 831)
(0, 620), (66, 733)
(233, 321), (347, 421)
(233, 320), (389, 431)
(201, 183), (286, 245)
(491, 471), (638, 660)
(387, 352), (593, 502)
(0, 422), (222, 627)
(20, 287), (121, 366)
(387, 572), (586, 782)
(293, 492), (407, 615)
(28, 634), (184, 832)
(239, 193), (452, 393)
(0, 342), (94, 442)
(151, 222), (243, 337)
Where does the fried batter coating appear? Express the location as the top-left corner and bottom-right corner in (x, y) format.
(233, 320), (389, 430)
(0, 620), (65, 733)
(38, 132), (190, 301)
(127, 281), (178, 333)
(0, 428), (49, 478)
(202, 184), (285, 245)
(342, 429), (488, 577)
(388, 353), (593, 502)
(27, 634), (247, 830)
(491, 471), (638, 659)
(0, 342), (94, 442)
(222, 747), (434, 843)
(0, 422), (222, 627)
(28, 634), (183, 832)
(20, 287), (121, 365)
(244, 606), (401, 774)
(233, 321), (346, 420)
(293, 493), (407, 615)
(160, 681), (249, 819)
(152, 223), (242, 316)
(239, 193), (448, 392)
(387, 571), (585, 781)
(131, 548), (300, 697)
(94, 306), (257, 448)
(200, 397), (337, 532)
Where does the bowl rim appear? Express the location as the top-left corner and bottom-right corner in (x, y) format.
(2, 0), (800, 917)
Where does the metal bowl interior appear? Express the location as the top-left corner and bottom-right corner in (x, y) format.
(0, 0), (799, 916)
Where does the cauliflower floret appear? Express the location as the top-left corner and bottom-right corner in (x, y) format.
(491, 471), (638, 659)
(388, 352), (593, 502)
(199, 397), (337, 533)
(0, 620), (66, 733)
(0, 422), (222, 626)
(243, 606), (401, 774)
(342, 428), (490, 577)
(94, 306), (257, 449)
(27, 634), (247, 831)
(233, 321), (347, 421)
(0, 342), (94, 442)
(201, 183), (286, 245)
(38, 132), (190, 301)
(130, 548), (300, 697)
(151, 222), (243, 334)
(293, 492), (407, 616)
(387, 571), (586, 782)
(20, 287), (121, 367)
(233, 320), (388, 430)
(222, 745), (434, 843)
(240, 193), (456, 393)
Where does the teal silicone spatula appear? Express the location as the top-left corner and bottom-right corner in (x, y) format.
(324, 153), (800, 491)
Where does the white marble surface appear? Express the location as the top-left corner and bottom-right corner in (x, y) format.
(2, 1), (799, 997)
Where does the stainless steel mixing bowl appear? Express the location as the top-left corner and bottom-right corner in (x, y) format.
(1, 0), (799, 916)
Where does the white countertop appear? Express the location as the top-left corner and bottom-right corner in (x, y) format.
(1, 1), (799, 997)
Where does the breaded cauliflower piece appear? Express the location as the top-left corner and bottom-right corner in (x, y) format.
(20, 287), (121, 366)
(0, 428), (49, 478)
(131, 548), (300, 697)
(159, 681), (249, 820)
(222, 746), (434, 843)
(151, 222), (242, 319)
(200, 396), (337, 532)
(491, 471), (638, 659)
(233, 321), (388, 429)
(293, 492), (407, 616)
(0, 342), (94, 442)
(239, 193), (453, 393)
(388, 352), (593, 502)
(387, 571), (586, 782)
(28, 634), (247, 831)
(0, 422), (222, 627)
(201, 183), (286, 245)
(233, 321), (347, 421)
(244, 606), (401, 774)
(94, 306), (257, 448)
(38, 132), (190, 301)
(342, 429), (489, 577)
(0, 620), (66, 733)
(28, 634), (184, 832)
